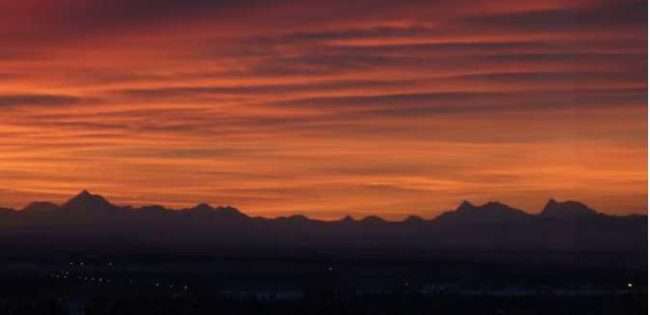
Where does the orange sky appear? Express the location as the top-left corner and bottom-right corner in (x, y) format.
(0, 0), (647, 219)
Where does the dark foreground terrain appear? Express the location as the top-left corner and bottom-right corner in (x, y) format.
(0, 192), (646, 314)
(0, 250), (646, 315)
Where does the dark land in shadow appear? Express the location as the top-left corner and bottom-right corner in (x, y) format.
(0, 191), (646, 314)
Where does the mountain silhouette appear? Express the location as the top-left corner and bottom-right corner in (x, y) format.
(540, 199), (599, 219)
(403, 215), (425, 224)
(435, 200), (530, 224)
(62, 190), (118, 213)
(22, 201), (60, 213)
(185, 202), (246, 216)
(360, 215), (387, 224)
(0, 191), (645, 254)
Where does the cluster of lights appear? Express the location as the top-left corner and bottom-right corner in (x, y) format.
(51, 271), (191, 292)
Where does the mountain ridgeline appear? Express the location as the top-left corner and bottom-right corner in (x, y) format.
(0, 191), (646, 254)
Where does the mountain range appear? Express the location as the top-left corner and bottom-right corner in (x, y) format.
(0, 191), (646, 254)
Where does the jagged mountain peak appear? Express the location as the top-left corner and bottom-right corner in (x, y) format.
(455, 200), (522, 213)
(214, 205), (247, 218)
(62, 190), (117, 211)
(541, 199), (598, 219)
(184, 203), (247, 219)
(438, 200), (530, 223)
(457, 200), (475, 211)
(191, 203), (214, 212)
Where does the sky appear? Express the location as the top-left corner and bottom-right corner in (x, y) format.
(0, 0), (646, 219)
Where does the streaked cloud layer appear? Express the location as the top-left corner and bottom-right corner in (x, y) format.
(0, 0), (646, 218)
